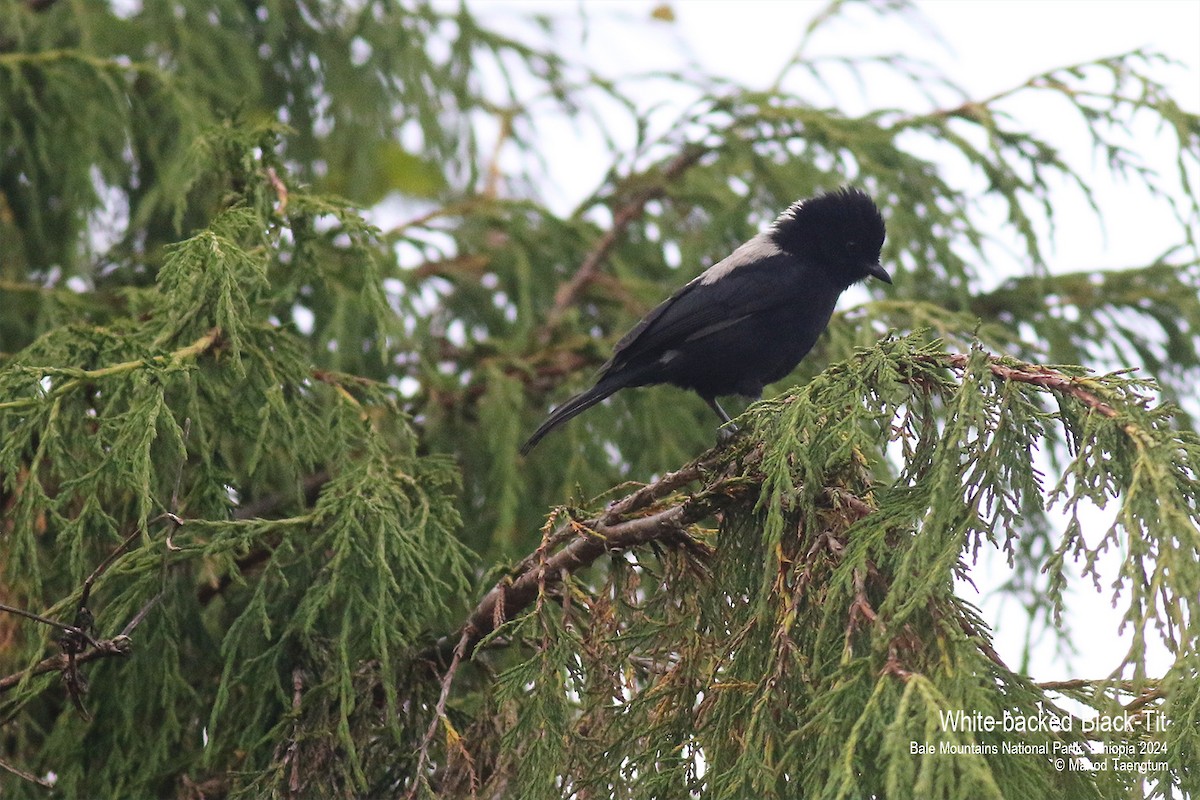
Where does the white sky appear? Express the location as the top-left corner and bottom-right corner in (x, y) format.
(471, 0), (1199, 271)
(461, 0), (1199, 685)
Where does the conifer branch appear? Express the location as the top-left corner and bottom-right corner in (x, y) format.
(277, 667), (305, 798)
(540, 144), (708, 336)
(426, 347), (1156, 675)
(425, 506), (695, 667)
(2, 4), (1195, 794)
(0, 328), (222, 411)
(938, 353), (1120, 419)
(423, 451), (733, 668)
(195, 471), (330, 606)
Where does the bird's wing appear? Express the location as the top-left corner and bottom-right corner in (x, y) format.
(605, 254), (804, 371)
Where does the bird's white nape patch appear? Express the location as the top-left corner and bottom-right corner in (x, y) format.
(698, 232), (781, 285)
(772, 199), (806, 226)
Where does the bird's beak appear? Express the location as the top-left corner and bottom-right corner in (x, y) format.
(865, 261), (892, 284)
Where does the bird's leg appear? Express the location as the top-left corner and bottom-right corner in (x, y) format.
(705, 397), (738, 442)
(705, 397), (732, 425)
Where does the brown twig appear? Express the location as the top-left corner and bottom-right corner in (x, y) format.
(539, 144), (709, 337)
(412, 254), (492, 281)
(121, 592), (163, 637)
(408, 628), (477, 799)
(426, 505), (699, 667)
(1036, 678), (1163, 697)
(601, 459), (712, 523)
(0, 636), (132, 694)
(0, 757), (55, 788)
(940, 353), (1120, 419)
(77, 529), (142, 612)
(421, 452), (736, 669)
(266, 167), (288, 216)
(0, 602), (95, 644)
(284, 667), (305, 799)
(482, 110), (514, 199)
(499, 458), (716, 586)
(386, 199), (485, 239)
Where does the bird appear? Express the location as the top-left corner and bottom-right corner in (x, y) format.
(520, 187), (890, 455)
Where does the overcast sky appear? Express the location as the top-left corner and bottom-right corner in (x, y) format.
(459, 0), (1199, 682)
(470, 0), (1198, 274)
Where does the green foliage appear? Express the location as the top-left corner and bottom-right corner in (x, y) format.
(1, 0), (1198, 798)
(0, 139), (472, 795)
(478, 336), (1199, 799)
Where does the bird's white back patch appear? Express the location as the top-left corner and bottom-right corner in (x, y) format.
(698, 232), (781, 285)
(771, 198), (806, 227)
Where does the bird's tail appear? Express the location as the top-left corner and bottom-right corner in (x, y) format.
(520, 378), (623, 455)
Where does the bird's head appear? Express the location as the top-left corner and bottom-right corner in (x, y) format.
(769, 187), (890, 287)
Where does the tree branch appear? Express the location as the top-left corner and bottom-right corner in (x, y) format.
(427, 347), (1147, 674)
(0, 756), (54, 789)
(539, 144), (708, 337)
(939, 353), (1120, 419)
(0, 328), (222, 412)
(0, 635), (132, 694)
(196, 471), (329, 606)
(420, 449), (734, 669)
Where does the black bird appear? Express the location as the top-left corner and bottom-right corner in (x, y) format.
(520, 187), (889, 454)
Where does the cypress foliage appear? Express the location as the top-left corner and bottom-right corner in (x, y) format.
(0, 1), (1197, 798)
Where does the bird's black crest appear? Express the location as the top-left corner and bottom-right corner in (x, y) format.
(769, 187), (885, 282)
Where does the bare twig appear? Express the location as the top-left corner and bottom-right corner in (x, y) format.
(121, 591), (164, 637)
(1036, 677), (1163, 698)
(482, 111), (514, 199)
(285, 668), (305, 798)
(539, 145), (708, 337)
(0, 636), (132, 694)
(0, 602), (94, 644)
(940, 353), (1120, 419)
(78, 529), (141, 612)
(408, 628), (477, 799)
(0, 756), (55, 788)
(266, 167), (289, 216)
(386, 199), (485, 239)
(601, 459), (712, 523)
(412, 253), (492, 281)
